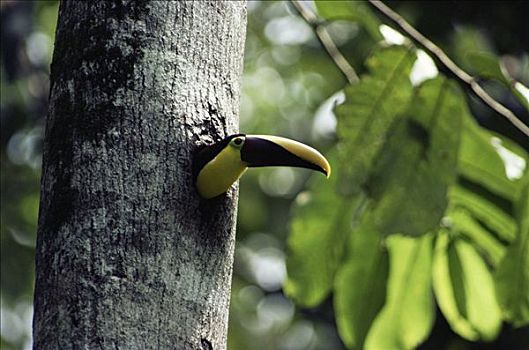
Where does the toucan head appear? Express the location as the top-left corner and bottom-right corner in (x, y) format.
(194, 134), (331, 199)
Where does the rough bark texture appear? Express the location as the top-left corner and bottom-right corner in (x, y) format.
(33, 1), (246, 349)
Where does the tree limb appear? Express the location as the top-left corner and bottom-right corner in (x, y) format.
(368, 0), (529, 137)
(33, 2), (244, 348)
(290, 0), (359, 84)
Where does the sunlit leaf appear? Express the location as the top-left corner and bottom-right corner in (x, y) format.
(334, 214), (388, 349)
(449, 186), (516, 243)
(453, 236), (502, 339)
(364, 233), (435, 350)
(432, 231), (479, 340)
(433, 231), (502, 341)
(495, 176), (529, 327)
(335, 45), (416, 195)
(315, 0), (383, 41)
(285, 46), (416, 308)
(366, 77), (462, 236)
(458, 114), (523, 200)
(489, 133), (528, 180)
(446, 207), (505, 266)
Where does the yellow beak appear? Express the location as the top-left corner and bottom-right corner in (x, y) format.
(242, 135), (331, 178)
(194, 134), (331, 199)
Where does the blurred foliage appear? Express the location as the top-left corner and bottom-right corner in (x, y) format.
(285, 1), (529, 350)
(1, 1), (529, 350)
(1, 1), (57, 349)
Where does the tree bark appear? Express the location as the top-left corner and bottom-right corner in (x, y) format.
(33, 1), (246, 349)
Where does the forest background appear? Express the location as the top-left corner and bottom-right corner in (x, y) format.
(1, 1), (528, 349)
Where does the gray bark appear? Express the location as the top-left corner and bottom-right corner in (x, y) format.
(33, 1), (246, 349)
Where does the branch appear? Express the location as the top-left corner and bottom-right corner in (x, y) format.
(290, 0), (359, 84)
(368, 0), (529, 137)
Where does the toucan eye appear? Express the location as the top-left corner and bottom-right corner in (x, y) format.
(231, 137), (245, 148)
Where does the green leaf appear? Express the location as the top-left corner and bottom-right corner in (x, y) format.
(446, 207), (506, 266)
(334, 214), (388, 349)
(458, 113), (524, 200)
(315, 0), (383, 40)
(449, 186), (516, 243)
(285, 160), (367, 307)
(453, 237), (502, 339)
(432, 231), (479, 340)
(433, 231), (502, 341)
(466, 51), (509, 84)
(465, 51), (529, 111)
(285, 45), (416, 310)
(512, 81), (529, 112)
(491, 131), (529, 163)
(336, 45), (416, 195)
(364, 233), (435, 350)
(366, 78), (463, 236)
(495, 177), (529, 327)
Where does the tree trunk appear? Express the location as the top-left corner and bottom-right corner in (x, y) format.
(33, 1), (247, 349)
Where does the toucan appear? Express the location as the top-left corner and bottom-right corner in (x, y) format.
(193, 134), (331, 199)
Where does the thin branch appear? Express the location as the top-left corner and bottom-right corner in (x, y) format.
(368, 0), (529, 137)
(290, 0), (359, 84)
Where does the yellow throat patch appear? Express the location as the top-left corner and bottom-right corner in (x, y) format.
(196, 145), (248, 199)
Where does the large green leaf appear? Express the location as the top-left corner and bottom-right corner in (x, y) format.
(334, 214), (388, 350)
(315, 0), (383, 41)
(335, 45), (416, 194)
(285, 161), (367, 307)
(458, 114), (523, 201)
(495, 176), (529, 327)
(432, 231), (479, 340)
(364, 233), (435, 350)
(445, 207), (505, 266)
(433, 231), (502, 341)
(449, 186), (516, 243)
(286, 46), (416, 306)
(366, 78), (462, 236)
